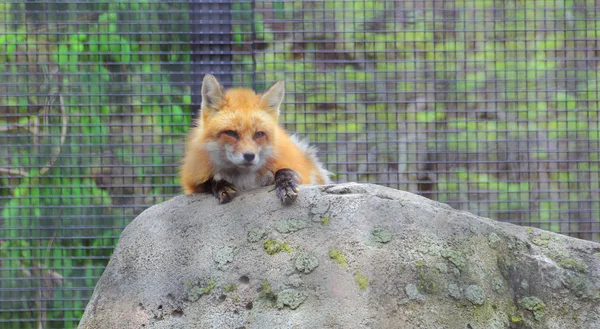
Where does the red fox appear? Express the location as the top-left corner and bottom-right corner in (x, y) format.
(180, 74), (331, 204)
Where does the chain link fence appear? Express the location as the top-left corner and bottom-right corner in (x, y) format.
(1, 0), (598, 327)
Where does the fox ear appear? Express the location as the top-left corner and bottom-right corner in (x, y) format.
(201, 74), (224, 113)
(260, 81), (285, 117)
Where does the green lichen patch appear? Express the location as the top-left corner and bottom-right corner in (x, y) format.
(371, 228), (393, 244)
(320, 216), (330, 226)
(259, 280), (277, 301)
(295, 252), (319, 274)
(518, 296), (545, 321)
(465, 285), (486, 305)
(416, 261), (443, 294)
(487, 232), (502, 249)
(328, 249), (348, 267)
(214, 247), (235, 268)
(187, 280), (215, 302)
(264, 239), (293, 255)
(247, 227), (266, 243)
(556, 258), (588, 273)
(447, 283), (461, 300)
(354, 272), (368, 291)
(276, 219), (308, 233)
(202, 280), (215, 294)
(224, 283), (237, 293)
(529, 233), (551, 247)
(496, 253), (509, 280)
(509, 314), (522, 323)
(567, 274), (589, 297)
(441, 249), (467, 271)
(405, 283), (421, 300)
(276, 289), (308, 310)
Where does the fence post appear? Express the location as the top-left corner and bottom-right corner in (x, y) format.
(189, 0), (234, 122)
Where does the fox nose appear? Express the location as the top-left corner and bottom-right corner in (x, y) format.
(243, 153), (255, 162)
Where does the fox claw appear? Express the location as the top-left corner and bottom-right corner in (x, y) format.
(212, 180), (237, 204)
(218, 186), (237, 204)
(276, 185), (298, 205)
(275, 169), (300, 205)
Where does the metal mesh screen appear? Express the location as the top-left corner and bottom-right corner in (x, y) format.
(1, 0), (598, 327)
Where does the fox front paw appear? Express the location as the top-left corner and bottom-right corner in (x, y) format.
(275, 169), (300, 205)
(212, 180), (237, 204)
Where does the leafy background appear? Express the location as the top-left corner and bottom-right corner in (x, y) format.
(0, 0), (598, 328)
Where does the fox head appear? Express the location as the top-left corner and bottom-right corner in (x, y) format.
(198, 74), (285, 172)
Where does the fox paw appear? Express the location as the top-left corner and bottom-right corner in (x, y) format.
(217, 186), (237, 204)
(212, 180), (237, 204)
(275, 169), (300, 205)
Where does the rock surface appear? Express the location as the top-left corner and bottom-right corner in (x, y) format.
(78, 183), (600, 329)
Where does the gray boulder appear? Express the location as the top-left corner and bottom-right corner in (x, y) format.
(78, 183), (600, 329)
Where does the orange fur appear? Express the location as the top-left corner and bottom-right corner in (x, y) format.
(180, 76), (330, 194)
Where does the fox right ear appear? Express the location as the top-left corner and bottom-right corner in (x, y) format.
(201, 74), (224, 113)
(260, 80), (285, 118)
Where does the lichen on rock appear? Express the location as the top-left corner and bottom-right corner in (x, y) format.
(440, 249), (467, 271)
(371, 228), (392, 244)
(465, 285), (486, 305)
(276, 219), (309, 233)
(328, 249), (348, 267)
(276, 289), (308, 310)
(518, 296), (545, 321)
(77, 183), (600, 329)
(354, 272), (368, 291)
(247, 227), (266, 242)
(264, 239), (292, 255)
(295, 252), (319, 274)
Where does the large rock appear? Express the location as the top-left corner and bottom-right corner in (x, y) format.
(78, 183), (600, 329)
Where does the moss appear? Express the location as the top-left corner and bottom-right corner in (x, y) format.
(518, 296), (545, 321)
(354, 272), (368, 291)
(329, 249), (348, 267)
(264, 239), (293, 255)
(510, 315), (522, 323)
(224, 283), (237, 293)
(320, 216), (330, 226)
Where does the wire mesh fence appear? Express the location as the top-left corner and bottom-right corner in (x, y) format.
(1, 0), (598, 327)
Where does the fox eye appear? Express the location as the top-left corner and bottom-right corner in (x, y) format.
(253, 131), (266, 139)
(222, 130), (239, 139)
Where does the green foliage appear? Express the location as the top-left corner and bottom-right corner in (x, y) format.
(2, 0), (599, 327)
(1, 2), (191, 328)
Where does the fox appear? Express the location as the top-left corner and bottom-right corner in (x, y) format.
(180, 74), (331, 204)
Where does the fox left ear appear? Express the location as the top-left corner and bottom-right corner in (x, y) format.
(260, 81), (285, 117)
